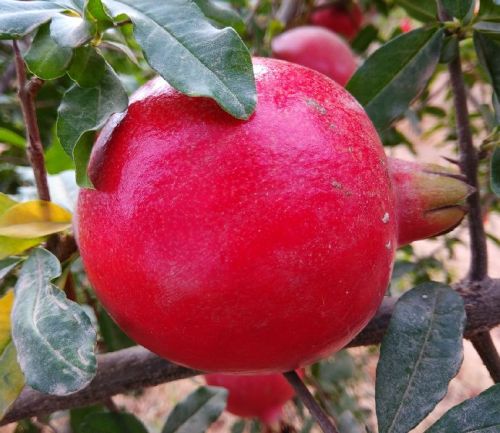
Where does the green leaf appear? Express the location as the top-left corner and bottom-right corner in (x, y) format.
(347, 27), (444, 131)
(474, 31), (500, 102)
(351, 24), (378, 53)
(11, 248), (97, 395)
(0, 128), (25, 149)
(376, 282), (466, 433)
(24, 23), (73, 80)
(102, 0), (256, 119)
(50, 13), (94, 48)
(70, 405), (107, 433)
(0, 237), (44, 260)
(85, 0), (113, 22)
(97, 307), (135, 352)
(0, 0), (63, 39)
(45, 136), (75, 175)
(58, 49), (128, 187)
(478, 0), (500, 21)
(68, 45), (106, 87)
(492, 145), (500, 196)
(440, 0), (474, 20)
(162, 386), (228, 433)
(426, 384), (500, 432)
(193, 0), (244, 32)
(0, 341), (24, 419)
(395, 0), (437, 22)
(80, 412), (149, 433)
(0, 258), (21, 282)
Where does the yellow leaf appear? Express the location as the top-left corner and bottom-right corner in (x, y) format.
(0, 193), (17, 216)
(0, 237), (45, 260)
(0, 291), (14, 352)
(0, 201), (72, 238)
(0, 342), (24, 419)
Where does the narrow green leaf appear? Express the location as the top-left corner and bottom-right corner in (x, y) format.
(85, 0), (113, 23)
(24, 23), (73, 80)
(45, 136), (75, 175)
(193, 0), (244, 32)
(478, 0), (500, 21)
(0, 128), (25, 149)
(102, 0), (256, 119)
(0, 341), (24, 419)
(0, 0), (63, 39)
(376, 282), (466, 433)
(441, 0), (474, 20)
(395, 0), (437, 22)
(474, 31), (500, 101)
(0, 237), (44, 260)
(426, 384), (500, 432)
(162, 386), (228, 433)
(492, 145), (500, 196)
(58, 49), (128, 187)
(70, 405), (107, 433)
(12, 248), (97, 395)
(347, 28), (444, 131)
(473, 21), (500, 35)
(50, 14), (94, 48)
(80, 412), (149, 433)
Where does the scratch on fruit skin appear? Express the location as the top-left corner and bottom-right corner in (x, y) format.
(77, 58), (397, 373)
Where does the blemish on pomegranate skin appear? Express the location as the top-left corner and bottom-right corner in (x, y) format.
(382, 212), (390, 224)
(385, 240), (392, 250)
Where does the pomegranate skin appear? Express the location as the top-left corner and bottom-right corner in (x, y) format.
(205, 373), (297, 423)
(272, 26), (357, 86)
(310, 2), (363, 40)
(76, 58), (396, 373)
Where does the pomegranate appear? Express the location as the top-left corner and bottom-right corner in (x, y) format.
(205, 373), (297, 423)
(272, 26), (356, 86)
(76, 58), (468, 373)
(310, 1), (363, 41)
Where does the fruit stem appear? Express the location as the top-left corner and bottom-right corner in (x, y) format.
(283, 371), (340, 433)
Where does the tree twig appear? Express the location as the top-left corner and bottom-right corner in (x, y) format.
(284, 371), (339, 433)
(12, 41), (51, 202)
(2, 279), (500, 426)
(470, 332), (500, 383)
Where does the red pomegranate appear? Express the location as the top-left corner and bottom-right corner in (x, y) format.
(272, 26), (356, 86)
(205, 373), (298, 423)
(310, 1), (363, 41)
(76, 58), (468, 373)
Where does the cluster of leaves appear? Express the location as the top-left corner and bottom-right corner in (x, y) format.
(0, 0), (499, 432)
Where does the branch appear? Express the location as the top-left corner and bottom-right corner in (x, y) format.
(12, 41), (51, 202)
(276, 0), (303, 25)
(284, 371), (339, 433)
(447, 53), (488, 282)
(470, 332), (500, 383)
(3, 279), (500, 426)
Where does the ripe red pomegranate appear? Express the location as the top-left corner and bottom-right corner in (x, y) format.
(310, 1), (363, 41)
(76, 58), (468, 373)
(272, 26), (356, 86)
(205, 373), (298, 423)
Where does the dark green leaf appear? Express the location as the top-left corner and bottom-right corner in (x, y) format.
(351, 25), (378, 53)
(102, 0), (256, 119)
(441, 0), (474, 20)
(395, 0), (437, 22)
(24, 23), (73, 80)
(0, 0), (63, 39)
(347, 28), (444, 131)
(68, 46), (106, 87)
(97, 307), (135, 351)
(478, 0), (500, 21)
(0, 257), (20, 282)
(231, 420), (246, 433)
(193, 0), (244, 33)
(57, 50), (128, 187)
(474, 31), (500, 102)
(473, 21), (500, 34)
(50, 14), (94, 48)
(86, 0), (114, 23)
(376, 282), (466, 433)
(492, 145), (500, 196)
(162, 386), (228, 433)
(80, 412), (149, 433)
(14, 419), (42, 433)
(426, 384), (500, 432)
(70, 405), (107, 433)
(45, 136), (75, 175)
(11, 248), (97, 395)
